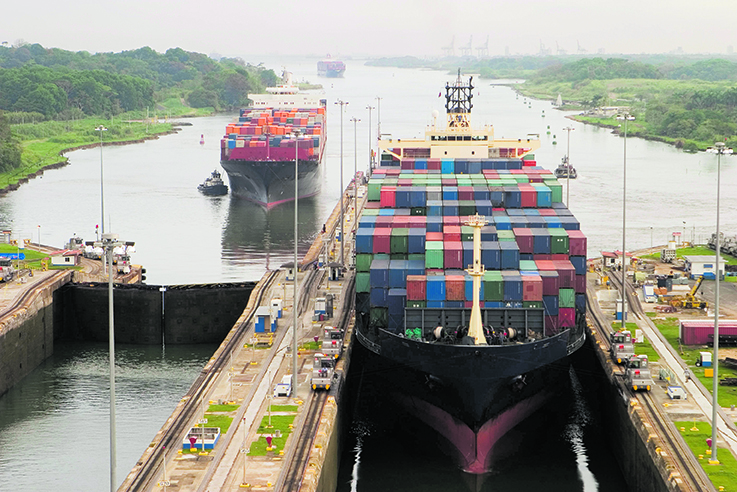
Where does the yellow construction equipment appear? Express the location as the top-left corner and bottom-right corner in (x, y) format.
(669, 275), (708, 309)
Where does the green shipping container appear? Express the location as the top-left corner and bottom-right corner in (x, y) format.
(411, 207), (427, 216)
(461, 226), (474, 242)
(367, 181), (382, 201)
(519, 260), (538, 271)
(407, 300), (426, 309)
(425, 241), (444, 269)
(549, 228), (570, 254)
(390, 253), (408, 260)
(356, 272), (371, 293)
(544, 181), (563, 203)
(391, 228), (409, 254)
(408, 253), (425, 262)
(498, 230), (516, 242)
(523, 301), (543, 309)
(559, 288), (575, 308)
(370, 307), (388, 328)
(356, 253), (373, 272)
(459, 200), (476, 216)
(483, 271), (503, 301)
(362, 208), (379, 216)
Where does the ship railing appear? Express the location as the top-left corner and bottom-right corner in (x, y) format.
(356, 326), (381, 354)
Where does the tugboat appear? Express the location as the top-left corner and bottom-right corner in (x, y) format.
(198, 170), (228, 196)
(554, 155), (577, 179)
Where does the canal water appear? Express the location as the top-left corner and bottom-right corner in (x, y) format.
(1, 57), (735, 490)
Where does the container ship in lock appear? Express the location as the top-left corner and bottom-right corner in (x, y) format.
(353, 73), (587, 474)
(220, 72), (327, 208)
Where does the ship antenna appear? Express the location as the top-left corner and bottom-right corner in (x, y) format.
(445, 69), (474, 128)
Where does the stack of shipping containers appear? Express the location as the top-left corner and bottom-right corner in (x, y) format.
(355, 157), (587, 337)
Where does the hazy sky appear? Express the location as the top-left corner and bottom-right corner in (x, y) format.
(3, 0), (737, 59)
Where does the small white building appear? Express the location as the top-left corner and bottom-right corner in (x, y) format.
(683, 255), (724, 280)
(50, 250), (80, 266)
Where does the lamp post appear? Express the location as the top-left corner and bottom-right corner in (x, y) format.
(710, 141), (727, 464)
(376, 97), (382, 140)
(563, 126), (574, 207)
(366, 105), (374, 176)
(335, 100), (348, 265)
(616, 113), (634, 330)
(94, 232), (132, 492)
(95, 125), (108, 235)
(293, 129), (300, 394)
(350, 117), (361, 233)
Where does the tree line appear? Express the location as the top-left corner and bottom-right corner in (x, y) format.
(0, 111), (22, 173)
(0, 43), (279, 119)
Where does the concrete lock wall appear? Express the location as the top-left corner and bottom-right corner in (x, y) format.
(56, 282), (256, 345)
(0, 303), (54, 397)
(574, 335), (674, 492)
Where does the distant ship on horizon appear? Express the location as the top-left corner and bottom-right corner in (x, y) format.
(317, 56), (345, 78)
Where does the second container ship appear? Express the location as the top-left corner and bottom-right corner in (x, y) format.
(354, 73), (587, 474)
(220, 72), (327, 208)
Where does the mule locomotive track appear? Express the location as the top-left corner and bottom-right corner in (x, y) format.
(127, 269), (280, 492)
(588, 271), (715, 492)
(275, 272), (355, 492)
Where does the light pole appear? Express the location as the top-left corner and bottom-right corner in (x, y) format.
(616, 113), (634, 330)
(366, 105), (374, 176)
(563, 126), (574, 207)
(350, 117), (361, 233)
(94, 232), (128, 492)
(335, 100), (348, 265)
(293, 129), (300, 394)
(95, 125), (108, 235)
(376, 97), (382, 140)
(710, 141), (727, 464)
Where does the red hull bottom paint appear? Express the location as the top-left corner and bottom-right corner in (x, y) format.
(397, 390), (552, 473)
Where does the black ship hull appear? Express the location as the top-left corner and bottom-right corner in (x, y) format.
(354, 307), (586, 473)
(220, 159), (321, 208)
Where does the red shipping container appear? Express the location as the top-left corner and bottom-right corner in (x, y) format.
(426, 232), (443, 242)
(545, 315), (559, 336)
(444, 243), (464, 269)
(441, 178), (456, 186)
(397, 178), (413, 186)
(386, 168), (401, 176)
(394, 216), (410, 227)
(428, 159), (442, 170)
(551, 254), (569, 261)
(540, 271), (560, 296)
(373, 228), (392, 254)
(458, 186), (474, 201)
(513, 228), (534, 254)
(445, 275), (465, 301)
(535, 260), (557, 271)
(408, 216), (426, 228)
(522, 274), (543, 301)
(401, 159), (414, 170)
(376, 216), (393, 227)
(380, 186), (396, 208)
(443, 216), (461, 226)
(553, 260), (576, 288)
(444, 225), (462, 242)
(680, 320), (737, 345)
(538, 209), (557, 216)
(568, 230), (588, 257)
(406, 275), (427, 300)
(519, 185), (537, 208)
(574, 274), (586, 294)
(559, 308), (575, 327)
